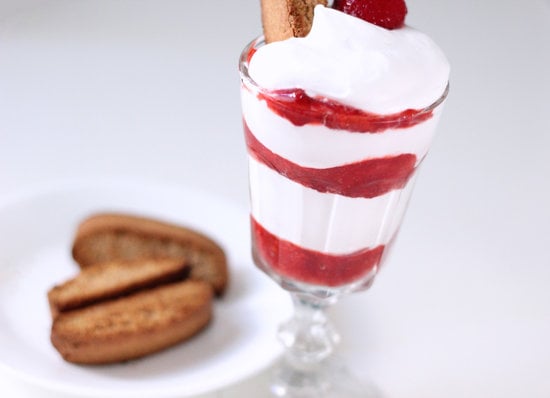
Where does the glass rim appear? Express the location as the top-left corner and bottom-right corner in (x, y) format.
(239, 35), (449, 118)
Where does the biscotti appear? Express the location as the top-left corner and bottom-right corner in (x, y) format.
(50, 280), (213, 365)
(72, 213), (228, 296)
(48, 258), (189, 318)
(260, 0), (328, 43)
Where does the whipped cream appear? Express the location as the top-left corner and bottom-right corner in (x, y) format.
(248, 6), (450, 114)
(249, 157), (415, 254)
(242, 88), (444, 168)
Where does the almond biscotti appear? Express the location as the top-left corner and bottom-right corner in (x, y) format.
(50, 280), (213, 365)
(72, 213), (228, 296)
(48, 258), (189, 317)
(260, 0), (328, 43)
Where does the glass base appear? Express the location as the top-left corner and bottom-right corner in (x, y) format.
(270, 355), (382, 398)
(265, 291), (382, 398)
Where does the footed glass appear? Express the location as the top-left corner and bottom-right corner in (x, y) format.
(239, 37), (448, 397)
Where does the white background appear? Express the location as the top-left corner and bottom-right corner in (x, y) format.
(1, 0), (549, 397)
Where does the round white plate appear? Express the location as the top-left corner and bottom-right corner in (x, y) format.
(0, 180), (292, 397)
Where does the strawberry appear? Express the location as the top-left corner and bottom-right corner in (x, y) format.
(332, 0), (407, 30)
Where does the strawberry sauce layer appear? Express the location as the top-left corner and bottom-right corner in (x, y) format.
(244, 121), (417, 199)
(251, 217), (385, 286)
(257, 88), (433, 133)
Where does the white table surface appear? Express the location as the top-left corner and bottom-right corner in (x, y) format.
(1, 0), (549, 397)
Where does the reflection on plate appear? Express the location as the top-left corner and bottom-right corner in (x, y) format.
(0, 180), (292, 397)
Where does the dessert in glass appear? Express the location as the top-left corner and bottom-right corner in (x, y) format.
(239, 1), (449, 396)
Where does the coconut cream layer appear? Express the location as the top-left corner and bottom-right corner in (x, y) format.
(242, 88), (443, 169)
(248, 156), (416, 254)
(248, 6), (450, 114)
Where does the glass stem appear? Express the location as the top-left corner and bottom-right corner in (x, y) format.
(277, 292), (340, 370)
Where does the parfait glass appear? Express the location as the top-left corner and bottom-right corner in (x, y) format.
(239, 37), (448, 397)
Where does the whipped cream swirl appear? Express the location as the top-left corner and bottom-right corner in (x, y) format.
(248, 6), (450, 114)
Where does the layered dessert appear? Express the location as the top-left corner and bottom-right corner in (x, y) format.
(240, 0), (449, 289)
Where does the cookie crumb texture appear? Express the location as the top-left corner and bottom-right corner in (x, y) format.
(72, 213), (228, 296)
(47, 258), (190, 317)
(49, 212), (227, 365)
(50, 281), (213, 365)
(261, 0), (328, 43)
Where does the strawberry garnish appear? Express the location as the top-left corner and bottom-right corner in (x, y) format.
(332, 0), (407, 30)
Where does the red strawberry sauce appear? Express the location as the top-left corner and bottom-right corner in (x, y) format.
(257, 88), (433, 133)
(244, 121), (417, 199)
(252, 217), (385, 286)
(243, 85), (432, 199)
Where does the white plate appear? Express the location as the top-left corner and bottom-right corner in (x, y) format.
(0, 180), (292, 397)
